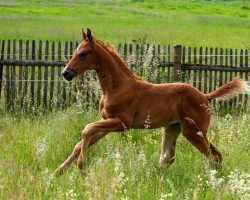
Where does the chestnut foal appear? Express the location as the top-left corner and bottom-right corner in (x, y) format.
(56, 28), (249, 176)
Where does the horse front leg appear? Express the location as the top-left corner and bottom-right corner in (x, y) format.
(77, 118), (124, 176)
(55, 141), (82, 176)
(56, 129), (112, 176)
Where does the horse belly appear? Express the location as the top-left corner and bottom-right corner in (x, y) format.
(131, 103), (179, 129)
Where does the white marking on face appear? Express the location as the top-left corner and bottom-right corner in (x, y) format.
(76, 44), (82, 52)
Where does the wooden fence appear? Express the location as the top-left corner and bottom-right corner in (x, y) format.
(0, 39), (249, 113)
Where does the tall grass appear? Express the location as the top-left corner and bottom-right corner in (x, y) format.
(0, 105), (249, 199)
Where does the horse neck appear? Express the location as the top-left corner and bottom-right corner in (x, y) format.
(95, 45), (136, 94)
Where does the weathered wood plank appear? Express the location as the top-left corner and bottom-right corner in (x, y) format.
(43, 40), (49, 110)
(0, 40), (5, 98)
(62, 41), (68, 109)
(68, 41), (73, 106)
(172, 44), (182, 82)
(193, 47), (197, 88)
(162, 44), (166, 82)
(229, 49), (233, 109)
(37, 40), (42, 108)
(239, 49), (243, 107)
(233, 49), (238, 108)
(86, 71), (90, 111)
(49, 41), (55, 111)
(135, 43), (139, 68)
(181, 65), (249, 72)
(208, 47), (213, 95)
(123, 43), (127, 63)
(204, 47), (208, 95)
(11, 39), (17, 112)
(18, 39), (23, 108)
(92, 72), (97, 109)
(140, 44), (144, 77)
(30, 40), (35, 107)
(6, 40), (11, 111)
(244, 49), (248, 108)
(23, 40), (29, 111)
(198, 47), (202, 91)
(219, 48), (224, 112)
(187, 47), (191, 82)
(224, 48), (229, 112)
(157, 44), (161, 83)
(182, 46), (185, 82)
(0, 60), (65, 66)
(213, 48), (218, 111)
(57, 41), (62, 110)
(73, 41), (79, 104)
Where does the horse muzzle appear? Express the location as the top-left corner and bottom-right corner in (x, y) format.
(62, 68), (77, 81)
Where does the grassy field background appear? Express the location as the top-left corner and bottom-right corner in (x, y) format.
(0, 0), (249, 49)
(0, 106), (249, 199)
(0, 0), (250, 199)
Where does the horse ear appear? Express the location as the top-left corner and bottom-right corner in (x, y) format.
(87, 28), (94, 44)
(82, 28), (87, 40)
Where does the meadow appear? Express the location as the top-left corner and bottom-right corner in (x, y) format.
(0, 0), (249, 48)
(0, 106), (249, 199)
(0, 0), (250, 199)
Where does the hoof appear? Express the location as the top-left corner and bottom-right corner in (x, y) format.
(206, 157), (222, 172)
(77, 157), (86, 170)
(212, 154), (222, 164)
(80, 169), (87, 178)
(159, 156), (175, 166)
(55, 167), (64, 177)
(211, 159), (222, 171)
(77, 158), (87, 178)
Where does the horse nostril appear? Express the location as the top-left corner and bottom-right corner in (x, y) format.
(62, 68), (77, 81)
(62, 70), (69, 77)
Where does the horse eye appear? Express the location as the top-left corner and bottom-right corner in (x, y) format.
(79, 52), (88, 60)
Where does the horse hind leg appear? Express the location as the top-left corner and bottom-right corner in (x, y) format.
(159, 123), (181, 166)
(181, 119), (222, 164)
(209, 142), (222, 163)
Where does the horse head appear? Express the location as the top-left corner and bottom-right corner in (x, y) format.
(62, 28), (97, 81)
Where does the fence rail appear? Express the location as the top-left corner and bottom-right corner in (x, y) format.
(0, 39), (249, 113)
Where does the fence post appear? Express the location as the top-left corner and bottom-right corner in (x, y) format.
(172, 44), (182, 81)
(0, 40), (4, 98)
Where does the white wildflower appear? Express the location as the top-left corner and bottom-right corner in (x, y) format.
(121, 196), (129, 200)
(101, 149), (127, 199)
(227, 169), (250, 200)
(35, 138), (48, 157)
(65, 189), (77, 200)
(159, 193), (173, 200)
(207, 169), (224, 189)
(138, 150), (147, 165)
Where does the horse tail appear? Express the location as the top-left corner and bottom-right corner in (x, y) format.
(205, 77), (249, 100)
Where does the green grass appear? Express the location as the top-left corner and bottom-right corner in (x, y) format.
(0, 106), (249, 199)
(0, 0), (249, 49)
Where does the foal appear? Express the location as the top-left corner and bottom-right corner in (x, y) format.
(56, 28), (249, 176)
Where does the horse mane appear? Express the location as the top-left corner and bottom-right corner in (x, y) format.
(95, 39), (143, 81)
